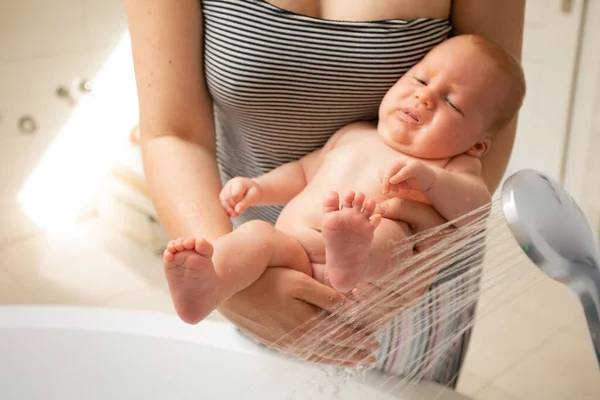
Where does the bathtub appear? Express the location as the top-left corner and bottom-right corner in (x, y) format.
(0, 305), (472, 399)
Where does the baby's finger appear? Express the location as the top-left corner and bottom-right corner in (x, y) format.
(383, 160), (406, 182)
(381, 176), (394, 194)
(381, 181), (390, 194)
(230, 179), (249, 202)
(226, 193), (241, 215)
(389, 182), (411, 192)
(389, 168), (413, 184)
(234, 185), (260, 214)
(378, 168), (390, 183)
(219, 194), (237, 217)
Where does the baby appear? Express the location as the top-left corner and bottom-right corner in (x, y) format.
(162, 34), (526, 324)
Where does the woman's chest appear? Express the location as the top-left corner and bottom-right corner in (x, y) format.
(202, 0), (451, 113)
(264, 0), (451, 21)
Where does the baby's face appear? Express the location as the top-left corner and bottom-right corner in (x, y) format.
(378, 39), (507, 159)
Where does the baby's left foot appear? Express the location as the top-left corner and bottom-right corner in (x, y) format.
(322, 191), (382, 293)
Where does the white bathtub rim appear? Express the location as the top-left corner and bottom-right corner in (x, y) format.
(0, 305), (473, 400)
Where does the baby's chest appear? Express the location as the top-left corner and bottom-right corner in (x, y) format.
(329, 139), (443, 173)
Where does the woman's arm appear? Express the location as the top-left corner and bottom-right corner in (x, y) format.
(452, 0), (526, 194)
(126, 0), (379, 365)
(126, 0), (231, 241)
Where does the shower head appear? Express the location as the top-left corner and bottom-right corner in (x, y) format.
(501, 169), (600, 367)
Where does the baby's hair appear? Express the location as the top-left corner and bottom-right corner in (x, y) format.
(461, 34), (527, 135)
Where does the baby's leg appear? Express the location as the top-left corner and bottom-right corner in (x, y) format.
(322, 191), (382, 293)
(163, 220), (313, 325)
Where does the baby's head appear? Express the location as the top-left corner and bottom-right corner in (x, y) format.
(378, 34), (526, 159)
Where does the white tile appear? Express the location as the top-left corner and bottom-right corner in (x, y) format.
(544, 323), (600, 399)
(456, 369), (489, 398)
(101, 286), (175, 315)
(475, 270), (544, 321)
(461, 300), (560, 382)
(473, 384), (517, 400)
(100, 286), (228, 323)
(0, 198), (41, 244)
(491, 323), (600, 399)
(502, 275), (583, 329)
(0, 46), (135, 243)
(85, 0), (129, 50)
(81, 218), (167, 289)
(86, 39), (138, 105)
(475, 231), (583, 329)
(475, 234), (543, 316)
(0, 223), (150, 305)
(0, 52), (97, 143)
(0, 0), (88, 62)
(0, 268), (32, 304)
(90, 47), (120, 74)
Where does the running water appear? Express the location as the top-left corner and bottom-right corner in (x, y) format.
(244, 197), (548, 399)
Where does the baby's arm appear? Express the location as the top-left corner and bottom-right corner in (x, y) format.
(219, 151), (319, 217)
(255, 148), (324, 203)
(382, 155), (491, 227)
(220, 124), (352, 217)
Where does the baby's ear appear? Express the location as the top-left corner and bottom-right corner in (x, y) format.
(466, 138), (491, 158)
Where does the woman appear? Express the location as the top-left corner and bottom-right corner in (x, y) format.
(125, 0), (525, 387)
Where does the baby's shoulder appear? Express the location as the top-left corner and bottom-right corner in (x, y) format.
(445, 154), (483, 176)
(337, 121), (376, 136)
(324, 121), (377, 151)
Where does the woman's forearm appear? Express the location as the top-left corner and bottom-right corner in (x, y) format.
(126, 0), (228, 239)
(142, 135), (232, 241)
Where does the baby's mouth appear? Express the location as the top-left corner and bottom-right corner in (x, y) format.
(397, 108), (421, 125)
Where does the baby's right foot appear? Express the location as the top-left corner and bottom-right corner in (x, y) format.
(322, 191), (381, 293)
(163, 237), (219, 324)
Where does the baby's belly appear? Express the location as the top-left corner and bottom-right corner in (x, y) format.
(274, 183), (424, 265)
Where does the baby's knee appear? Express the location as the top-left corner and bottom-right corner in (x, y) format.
(237, 220), (276, 238)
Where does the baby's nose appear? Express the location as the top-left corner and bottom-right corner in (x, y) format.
(415, 90), (434, 109)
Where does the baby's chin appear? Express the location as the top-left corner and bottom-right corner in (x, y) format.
(399, 147), (447, 160)
(383, 139), (435, 159)
(383, 137), (456, 160)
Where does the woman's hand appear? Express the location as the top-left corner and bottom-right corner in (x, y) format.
(217, 267), (380, 367)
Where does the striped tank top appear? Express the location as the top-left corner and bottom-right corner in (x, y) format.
(202, 0), (475, 387)
(202, 0), (452, 226)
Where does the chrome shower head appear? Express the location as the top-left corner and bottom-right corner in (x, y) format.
(501, 169), (600, 366)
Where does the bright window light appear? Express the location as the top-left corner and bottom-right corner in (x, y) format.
(18, 32), (139, 233)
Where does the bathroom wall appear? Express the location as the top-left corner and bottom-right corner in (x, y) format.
(0, 0), (132, 242)
(563, 0), (600, 239)
(576, 88), (600, 237)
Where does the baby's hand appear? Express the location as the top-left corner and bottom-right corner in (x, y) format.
(380, 159), (436, 194)
(219, 177), (263, 217)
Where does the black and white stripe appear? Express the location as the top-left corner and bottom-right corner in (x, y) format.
(202, 0), (452, 225)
